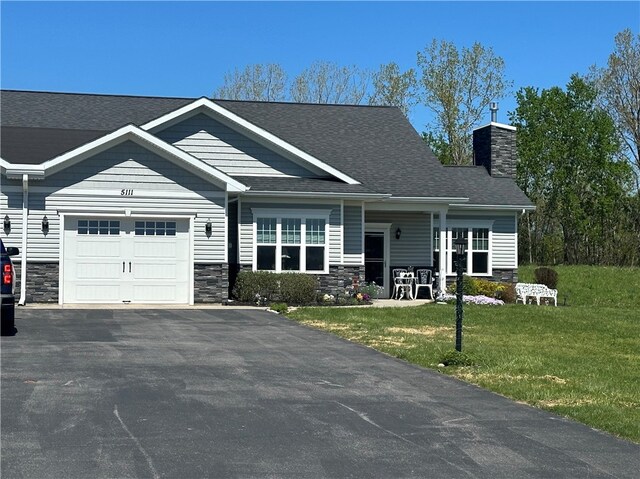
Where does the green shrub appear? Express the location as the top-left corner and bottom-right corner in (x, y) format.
(269, 302), (289, 314)
(535, 267), (559, 289)
(232, 271), (279, 303)
(447, 275), (479, 295)
(233, 271), (318, 305)
(439, 349), (476, 367)
(278, 273), (318, 305)
(474, 278), (500, 297)
(500, 283), (517, 304)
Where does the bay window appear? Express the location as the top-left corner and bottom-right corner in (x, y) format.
(433, 223), (492, 276)
(254, 211), (329, 273)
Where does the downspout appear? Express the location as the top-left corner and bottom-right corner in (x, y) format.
(439, 208), (447, 295)
(18, 174), (28, 305)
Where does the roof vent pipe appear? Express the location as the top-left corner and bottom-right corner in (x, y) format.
(490, 102), (498, 123)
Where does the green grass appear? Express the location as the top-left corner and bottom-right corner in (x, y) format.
(519, 264), (640, 308)
(287, 265), (640, 443)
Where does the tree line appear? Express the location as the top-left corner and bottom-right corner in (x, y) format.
(213, 30), (640, 267)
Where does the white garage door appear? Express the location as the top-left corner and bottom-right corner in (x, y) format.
(63, 217), (190, 303)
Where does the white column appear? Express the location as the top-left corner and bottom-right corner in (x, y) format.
(439, 208), (447, 294)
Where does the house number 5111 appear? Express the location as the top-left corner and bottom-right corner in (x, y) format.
(121, 189), (134, 196)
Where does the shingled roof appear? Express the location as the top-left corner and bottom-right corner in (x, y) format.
(0, 90), (533, 207)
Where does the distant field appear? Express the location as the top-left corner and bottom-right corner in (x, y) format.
(287, 265), (640, 443)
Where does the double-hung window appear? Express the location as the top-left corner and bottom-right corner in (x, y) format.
(256, 218), (277, 270)
(471, 228), (489, 274)
(254, 210), (329, 273)
(433, 223), (492, 276)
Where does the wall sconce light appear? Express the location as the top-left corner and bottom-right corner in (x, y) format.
(3, 215), (10, 230)
(395, 227), (402, 240)
(205, 220), (212, 235)
(42, 215), (49, 233)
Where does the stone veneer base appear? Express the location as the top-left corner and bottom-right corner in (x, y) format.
(12, 263), (59, 303)
(234, 264), (366, 298)
(12, 262), (232, 304)
(194, 263), (229, 303)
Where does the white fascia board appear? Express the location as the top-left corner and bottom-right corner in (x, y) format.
(473, 122), (517, 132)
(141, 97), (361, 185)
(39, 124), (247, 192)
(4, 163), (45, 179)
(449, 203), (536, 211)
(240, 191), (389, 200)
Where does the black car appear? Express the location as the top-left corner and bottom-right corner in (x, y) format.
(1, 239), (19, 336)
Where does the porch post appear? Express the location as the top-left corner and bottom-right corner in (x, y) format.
(438, 207), (447, 294)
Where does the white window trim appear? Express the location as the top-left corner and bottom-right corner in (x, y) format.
(252, 209), (330, 274)
(433, 220), (494, 276)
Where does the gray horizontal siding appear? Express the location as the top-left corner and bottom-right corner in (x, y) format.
(492, 214), (517, 268)
(366, 211), (431, 266)
(0, 192), (23, 254)
(42, 141), (221, 194)
(157, 113), (319, 178)
(239, 201), (341, 266)
(343, 204), (363, 264)
(1, 186), (226, 264)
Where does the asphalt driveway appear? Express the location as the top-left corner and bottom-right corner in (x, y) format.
(1, 308), (638, 479)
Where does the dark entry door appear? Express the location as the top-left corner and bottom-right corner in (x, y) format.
(364, 233), (385, 288)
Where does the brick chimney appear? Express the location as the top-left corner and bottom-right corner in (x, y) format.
(473, 103), (517, 178)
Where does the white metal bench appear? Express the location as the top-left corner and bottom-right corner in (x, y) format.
(515, 283), (558, 306)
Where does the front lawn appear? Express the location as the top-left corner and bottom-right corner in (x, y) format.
(287, 265), (640, 443)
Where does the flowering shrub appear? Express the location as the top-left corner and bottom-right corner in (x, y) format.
(437, 292), (505, 306)
(323, 293), (335, 303)
(358, 281), (385, 299)
(446, 276), (512, 302)
(343, 285), (371, 303)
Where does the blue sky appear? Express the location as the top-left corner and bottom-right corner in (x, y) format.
(1, 1), (638, 131)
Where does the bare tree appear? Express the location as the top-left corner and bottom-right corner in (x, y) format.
(213, 63), (288, 102)
(368, 62), (418, 117)
(290, 61), (370, 104)
(591, 29), (640, 185)
(417, 40), (511, 165)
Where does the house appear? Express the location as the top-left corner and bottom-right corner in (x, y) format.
(0, 90), (534, 305)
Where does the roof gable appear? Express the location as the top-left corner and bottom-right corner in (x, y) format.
(141, 98), (360, 185)
(155, 112), (325, 179)
(4, 124), (246, 192)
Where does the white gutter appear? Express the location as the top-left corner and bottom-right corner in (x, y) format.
(240, 191), (390, 200)
(19, 174), (28, 306)
(449, 203), (536, 211)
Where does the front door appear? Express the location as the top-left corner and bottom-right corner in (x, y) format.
(364, 229), (389, 297)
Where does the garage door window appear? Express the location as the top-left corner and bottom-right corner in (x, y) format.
(135, 221), (176, 236)
(78, 220), (120, 235)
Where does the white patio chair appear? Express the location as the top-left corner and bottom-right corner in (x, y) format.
(414, 269), (433, 300)
(391, 268), (408, 299)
